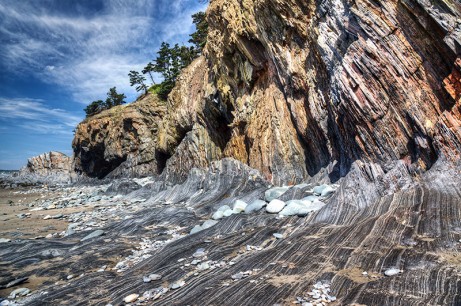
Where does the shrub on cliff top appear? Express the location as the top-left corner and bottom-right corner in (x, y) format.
(84, 87), (126, 117)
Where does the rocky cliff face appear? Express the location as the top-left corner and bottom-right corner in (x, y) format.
(20, 151), (71, 176)
(16, 151), (73, 185)
(73, 0), (461, 185)
(72, 94), (166, 179)
(202, 0), (461, 183)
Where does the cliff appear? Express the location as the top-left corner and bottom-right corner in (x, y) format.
(72, 94), (166, 179)
(72, 0), (461, 185)
(20, 151), (72, 176)
(12, 151), (73, 185)
(5, 1), (461, 304)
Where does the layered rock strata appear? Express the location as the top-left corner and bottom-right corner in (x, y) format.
(72, 94), (166, 179)
(20, 151), (71, 176)
(15, 151), (73, 184)
(72, 0), (461, 185)
(1, 159), (460, 305)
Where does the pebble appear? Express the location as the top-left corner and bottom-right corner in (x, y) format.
(0, 238), (11, 243)
(123, 293), (139, 303)
(148, 274), (162, 281)
(190, 225), (203, 234)
(231, 272), (244, 280)
(233, 200), (247, 213)
(193, 248), (206, 257)
(266, 199), (286, 213)
(313, 184), (329, 195)
(202, 220), (218, 229)
(320, 185), (335, 197)
(244, 199), (267, 213)
(8, 287), (30, 299)
(67, 275), (74, 280)
(143, 276), (152, 283)
(197, 262), (210, 270)
(223, 209), (235, 217)
(265, 186), (291, 202)
(296, 281), (336, 304)
(273, 233), (284, 239)
(384, 268), (402, 276)
(217, 205), (231, 212)
(212, 210), (224, 220)
(170, 281), (185, 289)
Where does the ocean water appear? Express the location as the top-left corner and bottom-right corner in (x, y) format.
(0, 170), (19, 178)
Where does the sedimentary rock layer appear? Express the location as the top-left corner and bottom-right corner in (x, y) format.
(20, 152), (71, 176)
(72, 94), (166, 179)
(72, 0), (461, 184)
(2, 159), (461, 305)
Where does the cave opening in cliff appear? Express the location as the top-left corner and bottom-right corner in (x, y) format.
(155, 151), (171, 174)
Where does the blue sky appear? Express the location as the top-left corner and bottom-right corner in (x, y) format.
(0, 0), (207, 170)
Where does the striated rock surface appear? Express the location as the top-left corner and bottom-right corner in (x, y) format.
(1, 159), (460, 305)
(71, 0), (461, 185)
(203, 0), (461, 183)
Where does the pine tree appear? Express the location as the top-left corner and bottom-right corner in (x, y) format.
(189, 12), (208, 55)
(84, 100), (105, 117)
(105, 87), (126, 108)
(142, 62), (156, 85)
(128, 70), (148, 94)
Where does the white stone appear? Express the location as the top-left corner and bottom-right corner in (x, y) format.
(193, 248), (206, 257)
(0, 238), (11, 243)
(313, 184), (329, 195)
(223, 209), (235, 217)
(384, 268), (402, 276)
(212, 210), (224, 220)
(244, 200), (267, 213)
(320, 185), (335, 197)
(8, 287), (30, 299)
(148, 273), (162, 281)
(190, 225), (203, 234)
(233, 200), (247, 213)
(217, 205), (231, 212)
(279, 200), (311, 216)
(265, 187), (291, 202)
(170, 281), (185, 289)
(123, 293), (139, 303)
(266, 199), (286, 213)
(202, 220), (218, 229)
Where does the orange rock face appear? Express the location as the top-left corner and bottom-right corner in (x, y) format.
(72, 0), (461, 184)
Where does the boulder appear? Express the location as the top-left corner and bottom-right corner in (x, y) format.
(244, 199), (267, 213)
(266, 199), (286, 213)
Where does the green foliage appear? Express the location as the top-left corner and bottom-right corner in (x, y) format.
(84, 100), (105, 117)
(83, 87), (126, 117)
(148, 84), (162, 95)
(189, 12), (208, 55)
(128, 70), (148, 94)
(123, 11), (209, 102)
(105, 87), (126, 108)
(150, 43), (196, 99)
(142, 62), (156, 84)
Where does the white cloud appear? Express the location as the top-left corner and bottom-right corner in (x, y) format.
(0, 0), (207, 103)
(0, 98), (82, 132)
